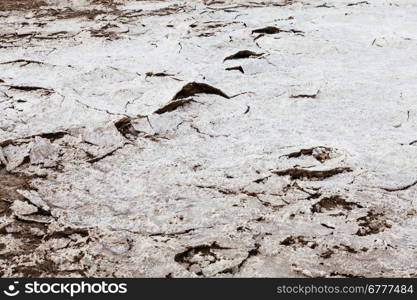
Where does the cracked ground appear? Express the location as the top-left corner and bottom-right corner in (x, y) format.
(1, 0), (417, 277)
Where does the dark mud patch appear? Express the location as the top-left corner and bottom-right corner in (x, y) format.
(154, 82), (230, 114)
(173, 82), (230, 100)
(356, 211), (391, 236)
(115, 117), (141, 140)
(154, 98), (197, 114)
(34, 7), (116, 20)
(320, 249), (334, 259)
(280, 235), (318, 249)
(0, 173), (32, 217)
(174, 242), (231, 276)
(311, 195), (363, 213)
(252, 26), (304, 35)
(224, 50), (264, 61)
(273, 167), (352, 181)
(0, 0), (46, 11)
(283, 146), (333, 163)
(175, 242), (230, 263)
(225, 66), (244, 74)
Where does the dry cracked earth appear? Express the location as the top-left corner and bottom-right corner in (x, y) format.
(0, 0), (417, 278)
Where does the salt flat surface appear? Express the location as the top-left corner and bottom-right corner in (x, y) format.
(0, 0), (417, 277)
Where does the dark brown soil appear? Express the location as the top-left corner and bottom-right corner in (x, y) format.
(0, 172), (31, 217)
(0, 0), (47, 11)
(311, 195), (363, 213)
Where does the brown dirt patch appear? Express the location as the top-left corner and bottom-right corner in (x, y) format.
(0, 0), (47, 11)
(0, 172), (31, 217)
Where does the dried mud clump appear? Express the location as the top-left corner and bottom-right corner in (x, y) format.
(280, 236), (318, 249)
(284, 146), (333, 163)
(311, 195), (363, 213)
(154, 82), (230, 114)
(114, 117), (141, 140)
(252, 26), (303, 35)
(223, 50), (264, 61)
(225, 66), (244, 74)
(347, 1), (369, 6)
(174, 242), (230, 276)
(320, 249), (335, 259)
(356, 211), (391, 236)
(273, 167), (352, 181)
(173, 82), (230, 100)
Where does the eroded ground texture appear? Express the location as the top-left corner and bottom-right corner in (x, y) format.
(0, 0), (417, 277)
